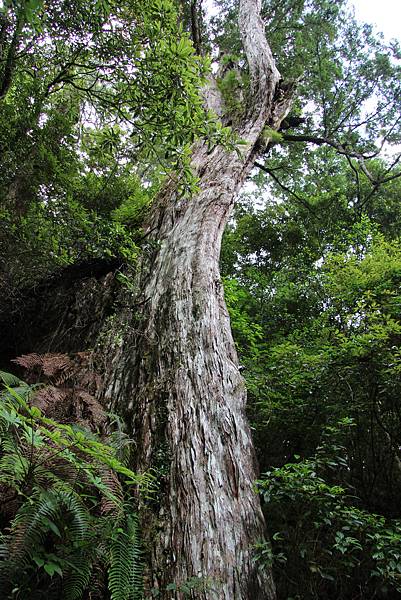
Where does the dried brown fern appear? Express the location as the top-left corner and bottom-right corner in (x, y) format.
(99, 467), (124, 516)
(13, 352), (106, 431)
(0, 483), (19, 520)
(13, 353), (73, 382)
(13, 352), (100, 389)
(32, 386), (69, 421)
(72, 390), (105, 429)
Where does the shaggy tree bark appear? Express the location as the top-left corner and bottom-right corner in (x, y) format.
(102, 1), (294, 598)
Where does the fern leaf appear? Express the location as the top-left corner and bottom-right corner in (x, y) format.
(108, 513), (144, 600)
(0, 452), (29, 488)
(0, 371), (24, 388)
(63, 552), (93, 600)
(52, 486), (91, 542)
(8, 490), (61, 565)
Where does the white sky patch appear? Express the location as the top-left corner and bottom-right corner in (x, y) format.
(204, 0), (400, 41)
(352, 0), (401, 41)
(204, 0), (219, 19)
(1, 0), (398, 41)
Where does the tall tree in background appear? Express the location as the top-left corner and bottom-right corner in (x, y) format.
(1, 0), (400, 598)
(102, 2), (400, 597)
(102, 1), (293, 597)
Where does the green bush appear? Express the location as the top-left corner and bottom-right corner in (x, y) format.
(256, 421), (401, 599)
(0, 372), (152, 600)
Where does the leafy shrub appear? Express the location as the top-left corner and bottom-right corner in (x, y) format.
(0, 371), (152, 600)
(256, 421), (401, 600)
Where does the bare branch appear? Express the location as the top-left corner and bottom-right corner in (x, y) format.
(281, 132), (381, 185)
(281, 133), (377, 161)
(281, 132), (401, 208)
(255, 161), (316, 214)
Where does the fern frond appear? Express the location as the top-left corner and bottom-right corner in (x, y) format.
(109, 429), (135, 466)
(13, 353), (73, 380)
(0, 451), (29, 488)
(32, 385), (69, 418)
(108, 513), (144, 600)
(71, 389), (107, 430)
(62, 551), (93, 600)
(100, 467), (124, 516)
(7, 490), (62, 565)
(43, 454), (81, 486)
(1, 383), (34, 407)
(0, 373), (148, 600)
(0, 423), (18, 455)
(52, 485), (91, 542)
(0, 371), (24, 388)
(4, 487), (90, 568)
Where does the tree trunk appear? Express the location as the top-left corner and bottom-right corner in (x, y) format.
(102, 1), (294, 598)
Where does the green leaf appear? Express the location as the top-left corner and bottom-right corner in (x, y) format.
(44, 562), (63, 577)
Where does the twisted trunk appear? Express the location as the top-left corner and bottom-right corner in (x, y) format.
(102, 2), (294, 598)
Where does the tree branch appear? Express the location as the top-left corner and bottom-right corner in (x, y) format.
(0, 12), (23, 100)
(281, 133), (377, 162)
(239, 0), (281, 116)
(281, 132), (401, 206)
(280, 132), (396, 188)
(345, 154), (362, 205)
(190, 1), (202, 55)
(254, 161), (316, 214)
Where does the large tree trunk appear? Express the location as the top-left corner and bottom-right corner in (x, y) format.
(102, 1), (294, 598)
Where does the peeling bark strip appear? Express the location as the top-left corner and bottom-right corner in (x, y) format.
(103, 1), (294, 598)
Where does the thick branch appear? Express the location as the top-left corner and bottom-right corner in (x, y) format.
(190, 0), (202, 55)
(0, 13), (23, 100)
(281, 133), (401, 188)
(239, 0), (281, 115)
(281, 133), (377, 162)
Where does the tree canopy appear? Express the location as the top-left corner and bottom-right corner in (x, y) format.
(1, 0), (401, 598)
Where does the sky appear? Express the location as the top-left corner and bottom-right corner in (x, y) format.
(205, 0), (401, 41)
(352, 0), (401, 40)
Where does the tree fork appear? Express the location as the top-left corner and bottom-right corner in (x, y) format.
(101, 1), (295, 598)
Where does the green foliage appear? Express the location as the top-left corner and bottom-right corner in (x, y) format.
(257, 421), (401, 598)
(109, 514), (143, 600)
(223, 276), (264, 356)
(0, 0), (238, 292)
(1, 1), (401, 599)
(0, 373), (151, 599)
(1, 177), (142, 288)
(261, 127), (284, 144)
(217, 68), (245, 120)
(222, 146), (401, 599)
(0, 0), (218, 172)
